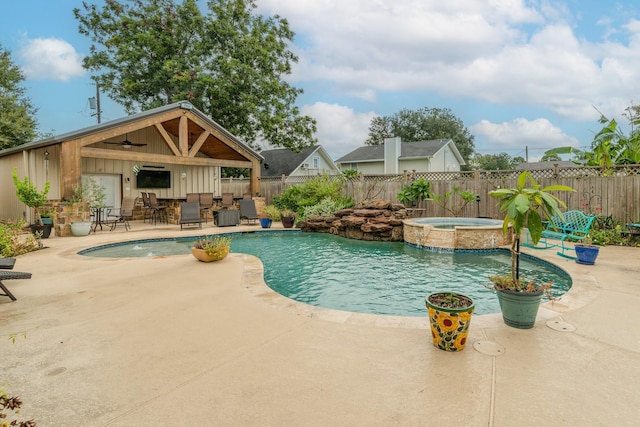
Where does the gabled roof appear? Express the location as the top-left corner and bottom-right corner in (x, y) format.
(260, 145), (326, 176)
(0, 101), (263, 161)
(335, 139), (454, 163)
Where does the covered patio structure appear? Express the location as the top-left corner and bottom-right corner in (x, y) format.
(0, 101), (263, 234)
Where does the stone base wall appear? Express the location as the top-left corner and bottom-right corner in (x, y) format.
(299, 199), (408, 242)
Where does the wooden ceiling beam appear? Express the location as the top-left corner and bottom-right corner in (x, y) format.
(189, 130), (211, 158)
(76, 110), (183, 146)
(81, 147), (252, 168)
(179, 114), (189, 157)
(154, 123), (180, 156)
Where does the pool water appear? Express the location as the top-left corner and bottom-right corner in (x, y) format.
(81, 231), (571, 316)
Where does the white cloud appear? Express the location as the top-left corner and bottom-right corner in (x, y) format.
(300, 102), (377, 159)
(259, 0), (640, 122)
(471, 118), (580, 159)
(19, 38), (85, 81)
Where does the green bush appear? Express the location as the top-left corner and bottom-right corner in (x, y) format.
(273, 175), (353, 216)
(302, 197), (351, 219)
(0, 219), (43, 257)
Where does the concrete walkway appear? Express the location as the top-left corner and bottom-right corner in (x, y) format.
(1, 222), (639, 426)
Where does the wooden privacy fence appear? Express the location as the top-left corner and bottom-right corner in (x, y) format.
(222, 165), (640, 223)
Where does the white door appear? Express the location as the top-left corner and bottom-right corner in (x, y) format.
(83, 174), (122, 209)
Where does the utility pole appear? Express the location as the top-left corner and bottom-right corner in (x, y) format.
(89, 82), (102, 124)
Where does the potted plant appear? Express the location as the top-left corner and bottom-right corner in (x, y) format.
(425, 291), (475, 352)
(487, 171), (574, 329)
(12, 168), (52, 238)
(191, 236), (231, 262)
(260, 205), (281, 228)
(68, 177), (106, 236)
(280, 208), (296, 228)
(574, 236), (600, 265)
(39, 208), (54, 226)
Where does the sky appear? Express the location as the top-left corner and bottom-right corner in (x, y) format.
(2, 0), (640, 161)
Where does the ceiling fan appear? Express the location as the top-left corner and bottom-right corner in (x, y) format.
(104, 134), (147, 149)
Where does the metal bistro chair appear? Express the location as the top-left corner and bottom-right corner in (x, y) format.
(148, 192), (168, 224)
(199, 193), (214, 223)
(107, 196), (135, 231)
(221, 193), (234, 210)
(141, 192), (153, 223)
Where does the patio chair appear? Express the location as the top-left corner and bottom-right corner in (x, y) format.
(239, 200), (259, 225)
(180, 202), (202, 230)
(0, 258), (31, 301)
(107, 196), (135, 231)
(199, 193), (214, 223)
(243, 193), (252, 200)
(221, 193), (234, 210)
(141, 192), (153, 223)
(186, 193), (200, 203)
(148, 192), (167, 224)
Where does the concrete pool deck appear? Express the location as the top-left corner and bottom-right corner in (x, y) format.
(1, 221), (639, 426)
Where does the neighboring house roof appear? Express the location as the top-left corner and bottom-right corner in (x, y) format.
(0, 101), (263, 161)
(336, 139), (463, 164)
(516, 161), (579, 170)
(260, 145), (338, 176)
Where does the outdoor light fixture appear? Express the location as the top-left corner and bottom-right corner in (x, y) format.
(181, 171), (187, 180)
(44, 149), (49, 171)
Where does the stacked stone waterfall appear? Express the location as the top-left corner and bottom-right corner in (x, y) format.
(299, 199), (408, 241)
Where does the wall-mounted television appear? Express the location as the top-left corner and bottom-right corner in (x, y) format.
(136, 170), (171, 188)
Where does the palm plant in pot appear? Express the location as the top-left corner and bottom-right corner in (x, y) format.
(487, 171), (574, 329)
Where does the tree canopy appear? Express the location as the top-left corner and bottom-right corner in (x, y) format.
(365, 107), (475, 169)
(471, 153), (525, 170)
(542, 104), (640, 172)
(74, 0), (316, 151)
(0, 44), (38, 149)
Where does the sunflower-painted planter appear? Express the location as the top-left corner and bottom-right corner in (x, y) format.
(425, 292), (475, 352)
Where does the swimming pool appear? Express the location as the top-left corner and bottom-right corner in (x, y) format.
(80, 231), (571, 316)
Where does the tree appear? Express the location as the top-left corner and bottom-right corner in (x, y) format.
(0, 44), (38, 149)
(471, 152), (521, 170)
(365, 107), (475, 169)
(74, 0), (316, 151)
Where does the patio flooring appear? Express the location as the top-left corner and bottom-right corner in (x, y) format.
(1, 220), (639, 426)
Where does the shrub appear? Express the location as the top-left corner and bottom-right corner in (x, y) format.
(302, 197), (351, 219)
(0, 219), (43, 257)
(273, 175), (353, 216)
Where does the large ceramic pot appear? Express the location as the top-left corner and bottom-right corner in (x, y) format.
(281, 216), (295, 228)
(425, 292), (475, 351)
(29, 224), (52, 239)
(496, 289), (543, 329)
(191, 247), (229, 262)
(259, 218), (272, 228)
(574, 244), (600, 265)
(70, 221), (91, 237)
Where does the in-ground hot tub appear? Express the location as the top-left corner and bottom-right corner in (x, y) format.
(403, 217), (511, 250)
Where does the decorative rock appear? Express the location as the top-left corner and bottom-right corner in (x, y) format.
(299, 198), (407, 242)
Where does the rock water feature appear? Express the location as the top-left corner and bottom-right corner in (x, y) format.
(299, 199), (407, 241)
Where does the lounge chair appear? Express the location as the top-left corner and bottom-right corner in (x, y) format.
(239, 200), (259, 225)
(180, 202), (202, 230)
(0, 258), (31, 301)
